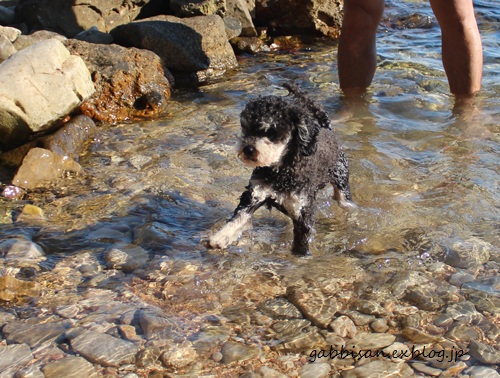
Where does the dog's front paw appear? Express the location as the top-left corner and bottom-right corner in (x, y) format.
(206, 232), (231, 249)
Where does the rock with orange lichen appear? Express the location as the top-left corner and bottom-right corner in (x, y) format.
(64, 40), (173, 124)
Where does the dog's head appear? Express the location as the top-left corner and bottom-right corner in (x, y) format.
(237, 84), (330, 168)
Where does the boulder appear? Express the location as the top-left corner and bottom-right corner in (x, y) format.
(0, 39), (95, 150)
(0, 26), (21, 42)
(170, 0), (226, 17)
(226, 0), (257, 37)
(255, 0), (343, 38)
(15, 0), (170, 37)
(0, 35), (16, 62)
(13, 30), (67, 51)
(111, 15), (238, 85)
(0, 5), (15, 26)
(64, 39), (173, 123)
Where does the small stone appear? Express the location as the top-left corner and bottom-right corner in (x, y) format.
(402, 327), (444, 344)
(345, 332), (396, 352)
(410, 362), (442, 376)
(42, 356), (98, 378)
(287, 285), (339, 328)
(70, 330), (138, 367)
(341, 360), (413, 378)
(258, 297), (302, 319)
(299, 362), (331, 378)
(340, 310), (375, 326)
(256, 366), (287, 378)
(118, 324), (141, 342)
(160, 341), (197, 369)
(446, 323), (480, 342)
(445, 301), (483, 324)
(468, 340), (500, 364)
(105, 243), (149, 273)
(329, 316), (357, 338)
(370, 318), (389, 333)
(220, 341), (260, 364)
(211, 351), (223, 362)
(444, 237), (491, 269)
(16, 204), (45, 222)
(448, 272), (475, 286)
(405, 286), (444, 311)
(0, 276), (41, 302)
(464, 366), (500, 378)
(353, 300), (389, 317)
(0, 344), (33, 373)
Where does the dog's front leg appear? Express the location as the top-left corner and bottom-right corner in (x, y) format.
(208, 188), (265, 249)
(291, 207), (314, 256)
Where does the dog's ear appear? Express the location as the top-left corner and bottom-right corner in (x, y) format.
(294, 113), (320, 156)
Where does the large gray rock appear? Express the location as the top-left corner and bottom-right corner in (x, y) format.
(227, 0), (257, 36)
(15, 0), (169, 37)
(171, 0), (226, 17)
(111, 15), (238, 84)
(0, 39), (95, 150)
(255, 0), (343, 38)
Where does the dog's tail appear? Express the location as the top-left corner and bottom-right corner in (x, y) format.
(283, 83), (331, 129)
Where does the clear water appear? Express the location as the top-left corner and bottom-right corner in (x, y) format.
(0, 0), (498, 371)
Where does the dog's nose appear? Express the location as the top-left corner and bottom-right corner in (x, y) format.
(243, 145), (255, 157)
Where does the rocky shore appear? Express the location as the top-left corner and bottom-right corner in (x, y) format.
(0, 1), (499, 377)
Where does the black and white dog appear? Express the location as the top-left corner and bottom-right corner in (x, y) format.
(208, 84), (353, 256)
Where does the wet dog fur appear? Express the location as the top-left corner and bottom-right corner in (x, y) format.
(208, 83), (352, 256)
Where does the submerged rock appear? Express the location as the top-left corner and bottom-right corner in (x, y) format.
(12, 148), (82, 189)
(70, 330), (139, 367)
(0, 344), (33, 375)
(220, 341), (260, 364)
(42, 356), (99, 378)
(0, 275), (41, 302)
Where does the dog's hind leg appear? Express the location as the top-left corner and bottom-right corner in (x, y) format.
(331, 150), (354, 208)
(208, 188), (265, 249)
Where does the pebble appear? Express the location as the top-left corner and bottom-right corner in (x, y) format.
(287, 285), (339, 328)
(405, 286), (444, 311)
(41, 356), (99, 378)
(401, 327), (444, 343)
(345, 332), (396, 352)
(211, 351), (223, 362)
(330, 315), (357, 338)
(104, 242), (150, 273)
(445, 301), (483, 324)
(339, 310), (375, 326)
(353, 300), (389, 317)
(258, 297), (302, 319)
(464, 366), (500, 378)
(3, 319), (71, 348)
(220, 341), (260, 364)
(299, 362), (331, 378)
(0, 344), (33, 373)
(468, 340), (500, 364)
(160, 341), (198, 369)
(410, 362), (442, 376)
(370, 318), (389, 333)
(446, 323), (481, 342)
(256, 366), (287, 378)
(341, 360), (413, 378)
(70, 330), (139, 367)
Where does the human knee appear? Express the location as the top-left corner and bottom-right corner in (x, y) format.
(343, 0), (384, 30)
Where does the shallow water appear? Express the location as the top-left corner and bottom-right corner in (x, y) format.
(1, 0), (499, 376)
